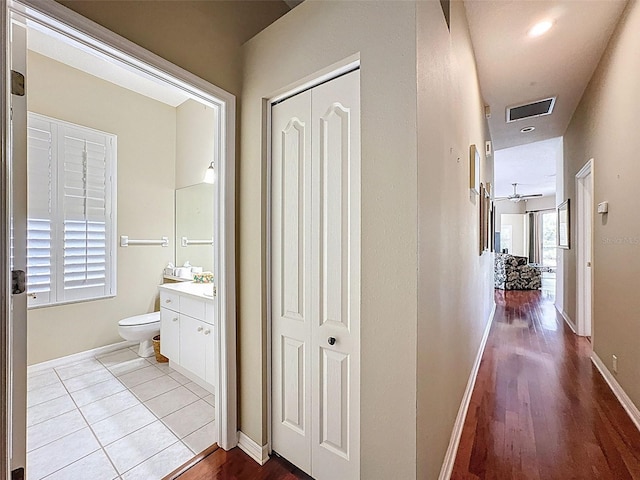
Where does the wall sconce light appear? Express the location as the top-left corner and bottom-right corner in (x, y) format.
(203, 161), (216, 184)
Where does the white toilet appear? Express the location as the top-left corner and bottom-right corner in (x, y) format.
(117, 312), (161, 358)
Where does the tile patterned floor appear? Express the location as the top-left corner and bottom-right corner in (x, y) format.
(26, 346), (215, 480)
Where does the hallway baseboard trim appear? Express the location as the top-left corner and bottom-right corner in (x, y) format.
(27, 340), (136, 375)
(556, 304), (576, 333)
(237, 431), (270, 465)
(592, 353), (640, 433)
(438, 302), (496, 480)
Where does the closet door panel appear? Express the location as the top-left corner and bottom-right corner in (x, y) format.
(311, 69), (360, 480)
(271, 90), (313, 474)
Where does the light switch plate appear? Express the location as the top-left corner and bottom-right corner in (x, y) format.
(597, 201), (608, 214)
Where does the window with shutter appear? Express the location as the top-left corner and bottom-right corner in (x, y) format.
(27, 113), (116, 308)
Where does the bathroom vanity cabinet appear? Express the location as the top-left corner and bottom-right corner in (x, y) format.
(158, 282), (217, 392)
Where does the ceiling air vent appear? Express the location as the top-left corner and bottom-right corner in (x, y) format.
(506, 97), (556, 123)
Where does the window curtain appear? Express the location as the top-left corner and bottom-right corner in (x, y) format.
(528, 211), (543, 264)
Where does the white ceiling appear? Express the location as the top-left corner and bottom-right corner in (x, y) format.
(493, 137), (562, 198)
(465, 0), (627, 151)
(28, 25), (191, 107)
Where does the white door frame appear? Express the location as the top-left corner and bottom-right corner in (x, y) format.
(265, 55), (359, 462)
(575, 159), (594, 337)
(3, 0), (237, 452)
(1, 0), (11, 476)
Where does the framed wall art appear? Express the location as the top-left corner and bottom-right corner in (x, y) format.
(557, 199), (570, 249)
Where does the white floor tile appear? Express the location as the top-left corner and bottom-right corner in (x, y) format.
(70, 378), (126, 407)
(55, 359), (106, 380)
(162, 399), (215, 439)
(27, 409), (87, 452)
(97, 348), (139, 367)
(92, 403), (156, 446)
(28, 370), (61, 392)
(184, 381), (210, 398)
(117, 365), (164, 389)
(150, 361), (173, 374)
(28, 382), (68, 408)
(27, 394), (76, 428)
(182, 421), (216, 455)
(27, 428), (100, 480)
(80, 390), (141, 425)
(121, 441), (193, 480)
(108, 357), (150, 377)
(202, 394), (215, 407)
(104, 420), (179, 474)
(144, 386), (199, 419)
(42, 450), (118, 480)
(28, 367), (55, 379)
(168, 370), (190, 385)
(129, 375), (180, 402)
(62, 368), (115, 393)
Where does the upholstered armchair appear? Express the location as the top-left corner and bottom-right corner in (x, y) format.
(494, 253), (542, 290)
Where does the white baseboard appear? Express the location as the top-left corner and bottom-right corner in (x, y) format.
(27, 340), (135, 375)
(438, 302), (496, 480)
(555, 304), (576, 333)
(237, 431), (269, 466)
(591, 353), (640, 432)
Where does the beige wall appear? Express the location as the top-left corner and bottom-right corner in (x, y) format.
(27, 52), (176, 364)
(563, 1), (640, 403)
(525, 195), (556, 212)
(416, 2), (494, 477)
(56, 0), (290, 97)
(495, 199), (526, 230)
(501, 214), (528, 257)
(176, 99), (218, 189)
(242, 1), (419, 477)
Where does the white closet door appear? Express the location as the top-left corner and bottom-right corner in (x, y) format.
(272, 69), (360, 480)
(310, 69), (360, 480)
(271, 90), (313, 473)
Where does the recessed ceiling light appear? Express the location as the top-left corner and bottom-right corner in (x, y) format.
(528, 21), (553, 37)
(520, 126), (536, 133)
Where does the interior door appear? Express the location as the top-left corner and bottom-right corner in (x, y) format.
(271, 69), (360, 480)
(8, 12), (29, 477)
(310, 69), (360, 480)
(271, 89), (313, 472)
(583, 171), (593, 337)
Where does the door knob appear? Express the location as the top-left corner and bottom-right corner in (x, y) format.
(328, 337), (336, 346)
(197, 326), (204, 332)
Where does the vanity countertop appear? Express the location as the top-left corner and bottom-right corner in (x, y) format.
(159, 281), (215, 301)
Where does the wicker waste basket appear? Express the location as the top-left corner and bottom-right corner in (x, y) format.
(152, 335), (169, 363)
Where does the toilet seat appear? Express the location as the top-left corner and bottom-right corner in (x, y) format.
(118, 311), (160, 327)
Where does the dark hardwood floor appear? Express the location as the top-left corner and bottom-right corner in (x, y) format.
(452, 288), (640, 479)
(171, 447), (311, 480)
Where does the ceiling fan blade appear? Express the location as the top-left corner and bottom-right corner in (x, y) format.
(521, 194), (543, 199)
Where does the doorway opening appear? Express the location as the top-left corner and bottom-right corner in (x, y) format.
(5, 1), (237, 477)
(576, 159), (593, 338)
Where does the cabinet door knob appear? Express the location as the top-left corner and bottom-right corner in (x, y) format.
(165, 299), (172, 304)
(197, 326), (204, 332)
(204, 329), (211, 335)
(328, 337), (336, 346)
(172, 317), (178, 322)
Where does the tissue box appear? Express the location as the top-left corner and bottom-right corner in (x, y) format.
(193, 272), (214, 284)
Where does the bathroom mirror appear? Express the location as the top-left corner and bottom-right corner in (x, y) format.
(175, 183), (214, 272)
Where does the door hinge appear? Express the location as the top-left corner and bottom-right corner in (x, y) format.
(11, 467), (25, 480)
(11, 70), (25, 96)
(12, 270), (26, 295)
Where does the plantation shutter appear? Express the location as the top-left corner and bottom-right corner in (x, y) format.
(58, 124), (113, 302)
(26, 112), (116, 307)
(27, 116), (55, 306)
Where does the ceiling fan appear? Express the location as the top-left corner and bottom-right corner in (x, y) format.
(495, 183), (543, 203)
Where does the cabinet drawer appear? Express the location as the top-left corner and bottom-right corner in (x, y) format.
(160, 290), (180, 312)
(180, 295), (206, 320)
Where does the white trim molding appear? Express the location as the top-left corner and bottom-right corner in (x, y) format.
(439, 302), (496, 480)
(237, 431), (270, 466)
(591, 352), (640, 432)
(555, 304), (577, 334)
(27, 341), (135, 375)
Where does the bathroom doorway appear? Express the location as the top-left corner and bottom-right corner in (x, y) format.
(5, 2), (237, 477)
